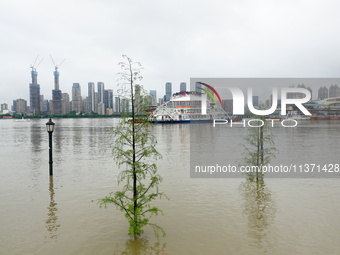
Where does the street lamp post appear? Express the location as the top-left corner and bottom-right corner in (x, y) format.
(46, 118), (55, 176)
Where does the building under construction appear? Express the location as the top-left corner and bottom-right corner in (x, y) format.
(51, 56), (64, 115)
(29, 69), (40, 115)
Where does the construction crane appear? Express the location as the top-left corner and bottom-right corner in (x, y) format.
(50, 55), (65, 91)
(30, 55), (43, 71)
(30, 55), (43, 84)
(50, 55), (65, 71)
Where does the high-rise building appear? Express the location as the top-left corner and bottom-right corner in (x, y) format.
(82, 97), (88, 114)
(222, 99), (233, 113)
(1, 103), (8, 113)
(307, 86), (313, 100)
(48, 99), (54, 112)
(287, 84), (311, 100)
(94, 92), (98, 113)
(42, 99), (49, 113)
(15, 99), (27, 114)
(150, 90), (157, 105)
(134, 85), (142, 113)
(329, 84), (340, 98)
(107, 89), (113, 110)
(98, 102), (105, 115)
(180, 82), (186, 92)
(121, 98), (129, 113)
(40, 95), (44, 113)
(48, 100), (53, 114)
(12, 100), (17, 112)
(104, 89), (113, 111)
(88, 82), (95, 113)
(72, 83), (82, 113)
(62, 93), (71, 114)
(318, 86), (328, 100)
(252, 96), (259, 107)
(114, 96), (121, 113)
(195, 82), (202, 93)
(165, 82), (172, 102)
(97, 82), (105, 104)
(52, 68), (62, 115)
(104, 90), (109, 110)
(52, 90), (62, 114)
(40, 95), (49, 114)
(29, 68), (40, 115)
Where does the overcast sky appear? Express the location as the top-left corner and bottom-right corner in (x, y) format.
(1, 0), (340, 106)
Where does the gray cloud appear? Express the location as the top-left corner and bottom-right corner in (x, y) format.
(1, 0), (340, 105)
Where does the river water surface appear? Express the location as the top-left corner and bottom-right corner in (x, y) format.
(1, 118), (339, 255)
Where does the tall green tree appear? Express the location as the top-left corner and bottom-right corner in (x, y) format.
(99, 55), (166, 238)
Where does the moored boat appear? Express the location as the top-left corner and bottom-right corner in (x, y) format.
(14, 114), (30, 122)
(150, 90), (230, 123)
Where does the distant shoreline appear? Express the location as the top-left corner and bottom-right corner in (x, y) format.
(0, 113), (147, 119)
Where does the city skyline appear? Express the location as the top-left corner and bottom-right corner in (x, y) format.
(1, 63), (189, 108)
(2, 62), (340, 109)
(4, 65), (190, 114)
(3, 66), (340, 114)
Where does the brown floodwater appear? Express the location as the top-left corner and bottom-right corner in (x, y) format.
(0, 118), (339, 254)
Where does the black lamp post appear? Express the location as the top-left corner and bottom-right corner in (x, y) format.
(46, 118), (55, 176)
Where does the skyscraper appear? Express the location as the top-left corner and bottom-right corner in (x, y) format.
(107, 89), (113, 109)
(287, 84), (311, 99)
(318, 86), (328, 100)
(88, 82), (95, 113)
(165, 82), (172, 102)
(101, 89), (113, 113)
(72, 83), (82, 113)
(42, 99), (49, 113)
(98, 102), (105, 115)
(307, 86), (313, 100)
(195, 82), (202, 93)
(52, 69), (62, 114)
(135, 85), (142, 113)
(222, 99), (233, 113)
(15, 99), (27, 114)
(1, 103), (8, 113)
(150, 90), (157, 105)
(252, 96), (259, 107)
(82, 97), (88, 114)
(180, 82), (186, 92)
(94, 92), (98, 113)
(97, 82), (105, 104)
(121, 98), (129, 113)
(62, 93), (71, 114)
(40, 95), (48, 114)
(329, 84), (340, 98)
(29, 68), (40, 115)
(114, 96), (121, 113)
(12, 100), (17, 112)
(104, 90), (109, 110)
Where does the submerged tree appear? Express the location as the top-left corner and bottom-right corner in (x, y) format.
(239, 178), (276, 251)
(242, 115), (277, 180)
(99, 55), (166, 238)
(120, 238), (167, 255)
(240, 115), (277, 251)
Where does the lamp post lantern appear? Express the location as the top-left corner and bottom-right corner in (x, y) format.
(46, 118), (55, 176)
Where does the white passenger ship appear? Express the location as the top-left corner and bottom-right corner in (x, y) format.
(150, 90), (229, 123)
